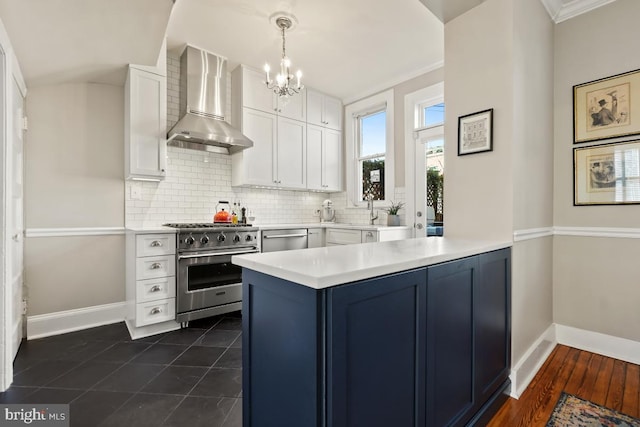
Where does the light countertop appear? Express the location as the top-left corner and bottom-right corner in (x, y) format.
(232, 237), (511, 289)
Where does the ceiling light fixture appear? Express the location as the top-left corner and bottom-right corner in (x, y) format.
(263, 15), (303, 102)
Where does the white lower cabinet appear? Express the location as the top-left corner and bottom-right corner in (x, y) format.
(307, 228), (325, 248)
(126, 230), (180, 339)
(326, 227), (412, 246)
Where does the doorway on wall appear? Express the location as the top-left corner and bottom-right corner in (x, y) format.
(415, 124), (444, 236)
(0, 43), (27, 391)
(404, 83), (444, 238)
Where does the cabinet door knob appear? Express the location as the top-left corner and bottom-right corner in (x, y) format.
(150, 262), (162, 270)
(150, 240), (162, 247)
(150, 307), (162, 315)
(150, 285), (162, 292)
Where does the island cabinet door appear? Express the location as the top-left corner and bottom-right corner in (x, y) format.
(471, 248), (511, 424)
(425, 256), (476, 427)
(327, 268), (427, 427)
(242, 270), (324, 427)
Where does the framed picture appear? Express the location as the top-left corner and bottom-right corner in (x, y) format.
(574, 140), (640, 205)
(573, 68), (640, 143)
(458, 109), (493, 156)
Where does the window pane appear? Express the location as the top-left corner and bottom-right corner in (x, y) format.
(362, 157), (385, 201)
(361, 111), (386, 157)
(423, 103), (445, 127)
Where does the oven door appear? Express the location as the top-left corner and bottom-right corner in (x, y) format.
(177, 248), (258, 315)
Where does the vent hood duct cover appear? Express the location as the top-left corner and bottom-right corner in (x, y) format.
(167, 46), (253, 154)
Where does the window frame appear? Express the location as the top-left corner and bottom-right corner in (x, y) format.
(345, 89), (394, 208)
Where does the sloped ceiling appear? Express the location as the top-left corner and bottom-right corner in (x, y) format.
(165, 0), (444, 102)
(0, 0), (618, 100)
(0, 0), (174, 87)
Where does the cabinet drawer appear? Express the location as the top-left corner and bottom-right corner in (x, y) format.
(136, 234), (176, 257)
(326, 229), (361, 245)
(135, 298), (176, 326)
(136, 255), (176, 280)
(136, 276), (176, 303)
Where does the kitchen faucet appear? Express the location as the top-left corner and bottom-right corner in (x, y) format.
(367, 194), (378, 225)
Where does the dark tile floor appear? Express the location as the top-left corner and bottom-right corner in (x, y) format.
(0, 313), (243, 427)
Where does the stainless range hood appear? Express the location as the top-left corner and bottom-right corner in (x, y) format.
(167, 46), (253, 154)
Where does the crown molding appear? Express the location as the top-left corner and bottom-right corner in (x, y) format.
(540, 0), (617, 23)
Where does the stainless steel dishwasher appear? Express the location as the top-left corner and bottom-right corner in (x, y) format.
(261, 229), (308, 252)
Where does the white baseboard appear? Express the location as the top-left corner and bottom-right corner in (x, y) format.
(509, 324), (557, 398)
(556, 324), (640, 366)
(27, 302), (126, 340)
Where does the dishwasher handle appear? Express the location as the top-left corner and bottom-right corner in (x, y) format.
(263, 233), (308, 239)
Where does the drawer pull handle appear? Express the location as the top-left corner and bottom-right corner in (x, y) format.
(150, 285), (162, 292)
(150, 263), (162, 270)
(150, 240), (162, 247)
(150, 307), (162, 315)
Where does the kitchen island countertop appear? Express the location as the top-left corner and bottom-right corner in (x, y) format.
(232, 237), (511, 289)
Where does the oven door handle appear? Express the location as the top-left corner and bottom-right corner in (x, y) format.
(178, 249), (259, 260)
(263, 234), (308, 239)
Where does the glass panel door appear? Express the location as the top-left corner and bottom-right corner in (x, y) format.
(415, 127), (444, 237)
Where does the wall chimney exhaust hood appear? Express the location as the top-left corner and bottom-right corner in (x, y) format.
(167, 46), (253, 154)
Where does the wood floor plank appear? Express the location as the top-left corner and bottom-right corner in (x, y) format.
(488, 346), (640, 426)
(563, 350), (591, 396)
(485, 345), (568, 427)
(575, 353), (604, 400)
(589, 356), (615, 407)
(528, 347), (581, 427)
(621, 363), (640, 418)
(606, 359), (627, 411)
(506, 345), (573, 427)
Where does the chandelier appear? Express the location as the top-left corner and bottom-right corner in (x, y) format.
(263, 15), (303, 101)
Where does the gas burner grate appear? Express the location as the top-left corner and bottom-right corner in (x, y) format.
(163, 223), (253, 229)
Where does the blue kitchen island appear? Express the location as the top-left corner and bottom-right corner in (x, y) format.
(232, 238), (512, 427)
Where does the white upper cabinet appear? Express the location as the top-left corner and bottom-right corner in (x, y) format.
(307, 88), (342, 131)
(307, 124), (342, 192)
(231, 108), (306, 189)
(235, 65), (306, 122)
(125, 66), (167, 180)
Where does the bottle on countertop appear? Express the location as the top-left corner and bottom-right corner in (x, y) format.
(240, 207), (247, 224)
(232, 202), (238, 224)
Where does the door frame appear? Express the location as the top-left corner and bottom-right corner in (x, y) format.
(404, 83), (443, 237)
(0, 22), (27, 391)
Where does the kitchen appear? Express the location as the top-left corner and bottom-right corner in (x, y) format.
(1, 0), (640, 426)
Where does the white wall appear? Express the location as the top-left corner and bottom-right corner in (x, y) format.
(24, 83), (125, 316)
(553, 0), (640, 343)
(443, 0), (514, 241)
(444, 0), (555, 367)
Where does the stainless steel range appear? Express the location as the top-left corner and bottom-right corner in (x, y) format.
(163, 223), (259, 323)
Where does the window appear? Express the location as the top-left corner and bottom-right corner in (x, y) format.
(345, 89), (394, 207)
(359, 110), (386, 201)
(418, 102), (445, 128)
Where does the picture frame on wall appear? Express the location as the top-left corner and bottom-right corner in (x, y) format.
(573, 68), (640, 143)
(574, 140), (640, 205)
(458, 108), (493, 156)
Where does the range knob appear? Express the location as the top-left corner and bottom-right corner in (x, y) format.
(217, 233), (226, 242)
(245, 235), (253, 242)
(233, 233), (241, 243)
(185, 235), (195, 245)
(200, 234), (209, 244)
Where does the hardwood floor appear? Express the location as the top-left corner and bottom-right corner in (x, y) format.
(487, 344), (640, 426)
